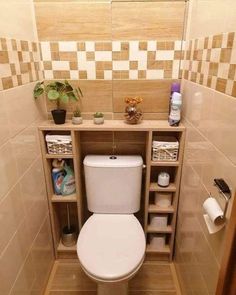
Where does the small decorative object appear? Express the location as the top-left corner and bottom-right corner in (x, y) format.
(93, 112), (104, 125)
(124, 96), (143, 124)
(72, 107), (83, 125)
(33, 80), (83, 125)
(157, 172), (170, 187)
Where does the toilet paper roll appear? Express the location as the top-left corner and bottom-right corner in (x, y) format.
(150, 214), (168, 227)
(154, 193), (172, 208)
(149, 234), (165, 249)
(203, 197), (225, 234)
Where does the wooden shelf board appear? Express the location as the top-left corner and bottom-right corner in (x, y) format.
(39, 120), (185, 132)
(51, 193), (77, 203)
(147, 225), (172, 233)
(45, 153), (73, 159)
(57, 240), (77, 252)
(149, 182), (176, 192)
(151, 161), (179, 167)
(148, 204), (174, 213)
(146, 244), (171, 254)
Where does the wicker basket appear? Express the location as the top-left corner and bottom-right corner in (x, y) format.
(46, 135), (72, 154)
(152, 136), (179, 162)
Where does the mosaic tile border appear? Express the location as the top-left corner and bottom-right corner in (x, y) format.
(40, 40), (183, 80)
(181, 31), (236, 97)
(0, 37), (43, 91)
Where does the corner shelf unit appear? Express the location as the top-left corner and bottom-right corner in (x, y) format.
(38, 120), (185, 261)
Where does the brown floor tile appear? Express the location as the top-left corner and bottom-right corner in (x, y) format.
(129, 263), (175, 291)
(130, 292), (176, 295)
(50, 292), (96, 295)
(50, 263), (96, 291)
(47, 262), (178, 294)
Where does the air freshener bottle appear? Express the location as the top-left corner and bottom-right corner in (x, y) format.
(169, 92), (182, 126)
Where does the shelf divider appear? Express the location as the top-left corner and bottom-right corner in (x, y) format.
(149, 182), (176, 192)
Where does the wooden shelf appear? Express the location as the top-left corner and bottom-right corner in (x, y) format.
(149, 182), (176, 192)
(146, 244), (171, 254)
(151, 161), (179, 167)
(45, 153), (73, 159)
(39, 120), (186, 132)
(148, 204), (174, 214)
(147, 225), (173, 233)
(51, 193), (77, 203)
(57, 240), (77, 252)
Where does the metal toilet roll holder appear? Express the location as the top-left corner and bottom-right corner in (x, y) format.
(212, 178), (232, 220)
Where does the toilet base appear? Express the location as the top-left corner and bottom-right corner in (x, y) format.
(98, 282), (128, 295)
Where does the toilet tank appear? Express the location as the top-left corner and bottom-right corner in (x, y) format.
(84, 155), (143, 214)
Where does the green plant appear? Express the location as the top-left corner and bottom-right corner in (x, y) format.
(34, 80), (83, 109)
(93, 112), (104, 118)
(73, 107), (81, 117)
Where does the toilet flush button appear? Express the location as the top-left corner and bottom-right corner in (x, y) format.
(109, 156), (117, 160)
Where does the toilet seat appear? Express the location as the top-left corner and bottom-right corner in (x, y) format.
(77, 214), (146, 282)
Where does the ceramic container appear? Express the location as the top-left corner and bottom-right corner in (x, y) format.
(72, 116), (83, 125)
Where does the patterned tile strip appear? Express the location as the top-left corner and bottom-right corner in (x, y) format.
(181, 31), (236, 97)
(40, 40), (183, 80)
(0, 37), (43, 91)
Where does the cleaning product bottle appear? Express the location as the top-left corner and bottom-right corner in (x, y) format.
(61, 164), (76, 196)
(169, 92), (182, 126)
(52, 168), (65, 195)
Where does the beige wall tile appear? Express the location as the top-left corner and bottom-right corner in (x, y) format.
(207, 90), (236, 165)
(113, 80), (179, 113)
(0, 183), (25, 254)
(112, 2), (185, 40)
(11, 125), (40, 177)
(10, 253), (36, 295)
(0, 91), (10, 145)
(35, 3), (111, 41)
(46, 80), (113, 113)
(0, 141), (18, 201)
(0, 1), (38, 41)
(186, 0), (236, 40)
(0, 218), (31, 294)
(30, 215), (54, 294)
(3, 83), (46, 138)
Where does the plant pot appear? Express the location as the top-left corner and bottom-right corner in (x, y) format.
(61, 225), (77, 247)
(93, 117), (104, 125)
(72, 116), (83, 125)
(51, 109), (66, 125)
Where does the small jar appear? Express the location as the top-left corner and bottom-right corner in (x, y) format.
(124, 97), (143, 124)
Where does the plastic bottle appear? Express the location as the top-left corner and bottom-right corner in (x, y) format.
(52, 168), (65, 195)
(168, 92), (182, 126)
(61, 165), (76, 196)
(169, 82), (180, 115)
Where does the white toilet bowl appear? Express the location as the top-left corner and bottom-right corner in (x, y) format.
(77, 214), (146, 295)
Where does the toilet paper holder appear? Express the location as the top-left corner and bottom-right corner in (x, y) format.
(213, 178), (231, 219)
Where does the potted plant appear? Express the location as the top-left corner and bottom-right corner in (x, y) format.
(33, 80), (83, 125)
(93, 112), (104, 125)
(72, 107), (83, 125)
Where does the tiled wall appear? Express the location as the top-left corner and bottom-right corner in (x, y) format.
(34, 0), (186, 118)
(175, 1), (236, 294)
(181, 32), (236, 97)
(0, 38), (43, 91)
(0, 1), (54, 294)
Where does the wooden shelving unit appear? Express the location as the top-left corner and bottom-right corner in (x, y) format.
(38, 120), (185, 261)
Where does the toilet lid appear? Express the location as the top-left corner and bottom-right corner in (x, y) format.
(77, 214), (146, 281)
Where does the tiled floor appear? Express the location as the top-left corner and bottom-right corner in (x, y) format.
(44, 260), (181, 295)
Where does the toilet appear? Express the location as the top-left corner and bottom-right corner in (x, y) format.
(77, 155), (146, 295)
